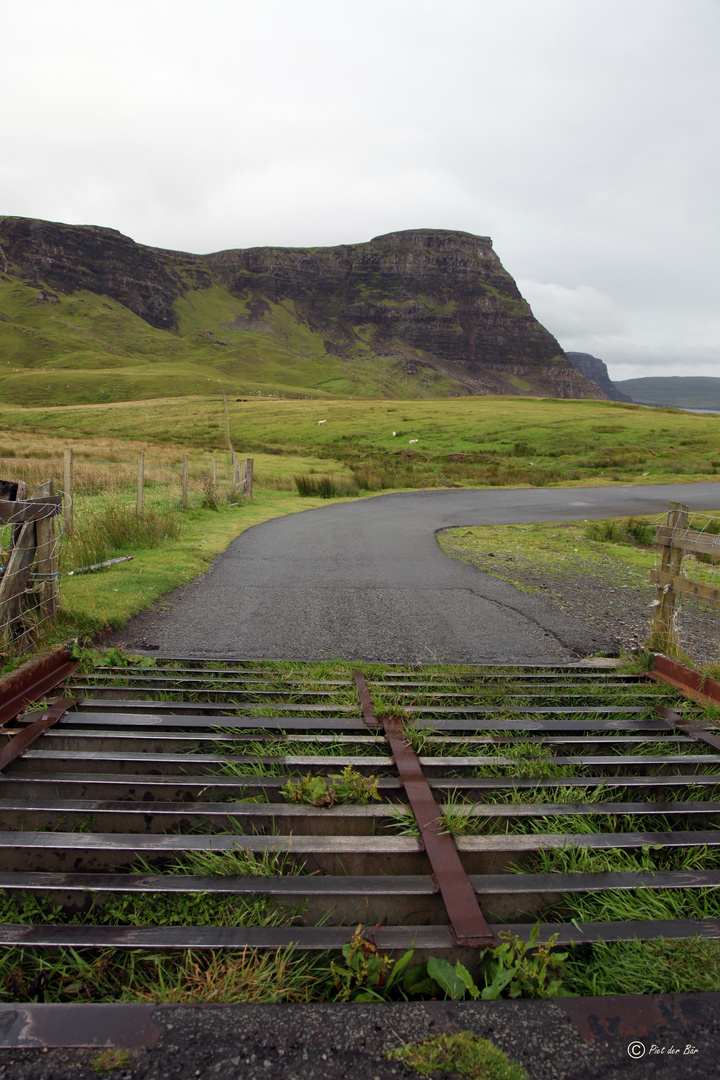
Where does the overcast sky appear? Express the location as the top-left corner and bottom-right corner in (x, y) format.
(2, 0), (718, 381)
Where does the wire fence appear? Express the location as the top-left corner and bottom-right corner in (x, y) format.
(0, 483), (62, 658)
(0, 455), (246, 521)
(0, 451), (251, 660)
(651, 504), (720, 667)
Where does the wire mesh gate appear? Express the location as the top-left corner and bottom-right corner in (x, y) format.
(0, 659), (719, 965)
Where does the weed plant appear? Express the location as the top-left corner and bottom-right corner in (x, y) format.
(282, 767), (380, 806)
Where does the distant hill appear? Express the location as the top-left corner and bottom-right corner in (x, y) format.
(614, 377), (720, 411)
(566, 353), (632, 402)
(0, 216), (603, 406)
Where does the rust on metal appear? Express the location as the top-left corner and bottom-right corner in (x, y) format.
(655, 705), (720, 754)
(0, 1002), (160, 1048)
(0, 647), (78, 728)
(382, 714), (496, 947)
(650, 654), (720, 706)
(555, 991), (720, 1043)
(353, 669), (381, 728)
(0, 697), (78, 772)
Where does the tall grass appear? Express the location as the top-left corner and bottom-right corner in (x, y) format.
(294, 474), (359, 498)
(585, 517), (655, 546)
(63, 505), (182, 572)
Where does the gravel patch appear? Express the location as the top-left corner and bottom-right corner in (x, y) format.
(439, 537), (655, 656)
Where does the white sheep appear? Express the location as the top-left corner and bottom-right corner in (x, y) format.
(409, 439), (418, 444)
(317, 420), (326, 425)
(392, 431), (397, 436)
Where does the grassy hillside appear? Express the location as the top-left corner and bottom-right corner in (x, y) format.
(616, 376), (720, 411)
(0, 275), (462, 405)
(3, 394), (720, 489)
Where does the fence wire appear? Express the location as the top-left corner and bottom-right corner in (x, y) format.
(0, 497), (63, 659)
(0, 456), (240, 519)
(652, 508), (720, 667)
(0, 454), (242, 659)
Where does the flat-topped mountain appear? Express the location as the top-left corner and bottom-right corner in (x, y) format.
(0, 217), (603, 404)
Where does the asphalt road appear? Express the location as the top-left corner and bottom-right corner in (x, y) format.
(3, 996), (719, 1080)
(112, 482), (720, 663)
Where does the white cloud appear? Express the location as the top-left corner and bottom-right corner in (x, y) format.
(0, 0), (717, 380)
(519, 279), (720, 380)
(518, 281), (627, 340)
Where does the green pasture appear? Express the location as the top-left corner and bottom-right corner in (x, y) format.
(2, 393), (720, 489)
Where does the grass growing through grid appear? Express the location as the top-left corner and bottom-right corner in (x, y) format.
(564, 938), (720, 996)
(0, 846), (309, 929)
(207, 732), (386, 758)
(0, 889), (303, 931)
(0, 945), (326, 1004)
(519, 843), (720, 996)
(6, 654), (720, 1002)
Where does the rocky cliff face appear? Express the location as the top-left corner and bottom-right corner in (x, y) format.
(207, 229), (599, 397)
(566, 352), (631, 402)
(0, 216), (211, 330)
(0, 216), (603, 399)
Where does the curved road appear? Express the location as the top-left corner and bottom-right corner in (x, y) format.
(113, 483), (720, 663)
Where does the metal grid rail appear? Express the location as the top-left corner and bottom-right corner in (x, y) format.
(0, 660), (719, 961)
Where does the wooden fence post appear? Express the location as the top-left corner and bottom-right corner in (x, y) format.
(34, 480), (59, 623)
(137, 452), (145, 518)
(223, 394), (232, 451)
(652, 501), (689, 651)
(63, 448), (74, 536)
(212, 456), (218, 488)
(244, 457), (254, 499)
(182, 455), (189, 509)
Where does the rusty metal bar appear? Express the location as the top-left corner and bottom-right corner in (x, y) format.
(650, 654), (720, 705)
(353, 669), (381, 728)
(655, 705), (720, 754)
(0, 648), (77, 727)
(0, 698), (78, 772)
(383, 714), (496, 947)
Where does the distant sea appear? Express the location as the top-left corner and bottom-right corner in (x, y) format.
(679, 407), (720, 415)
